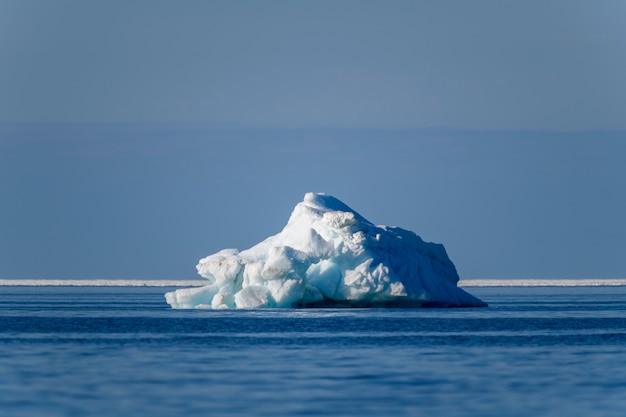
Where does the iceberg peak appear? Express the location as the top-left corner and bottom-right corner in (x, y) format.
(299, 192), (372, 224)
(165, 193), (486, 309)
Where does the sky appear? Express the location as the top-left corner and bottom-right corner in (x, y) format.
(2, 0), (626, 129)
(1, 1), (625, 279)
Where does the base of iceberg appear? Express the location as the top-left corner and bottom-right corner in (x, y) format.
(165, 193), (487, 309)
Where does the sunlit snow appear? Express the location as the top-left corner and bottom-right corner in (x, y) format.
(165, 193), (487, 309)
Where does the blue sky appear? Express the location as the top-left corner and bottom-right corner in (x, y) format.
(1, 1), (625, 279)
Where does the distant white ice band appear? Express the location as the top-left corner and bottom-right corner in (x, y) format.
(0, 279), (207, 287)
(1, 279), (624, 287)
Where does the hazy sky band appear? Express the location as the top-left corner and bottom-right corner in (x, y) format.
(1, 0), (625, 129)
(2, 125), (625, 279)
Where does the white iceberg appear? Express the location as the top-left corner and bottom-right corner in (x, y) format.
(165, 193), (486, 309)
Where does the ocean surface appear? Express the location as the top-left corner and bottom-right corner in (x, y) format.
(1, 285), (626, 417)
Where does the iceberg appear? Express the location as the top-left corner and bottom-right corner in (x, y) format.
(165, 193), (486, 309)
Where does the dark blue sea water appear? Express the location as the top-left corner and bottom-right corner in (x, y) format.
(1, 286), (626, 417)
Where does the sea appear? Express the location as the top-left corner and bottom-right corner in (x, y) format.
(1, 281), (626, 417)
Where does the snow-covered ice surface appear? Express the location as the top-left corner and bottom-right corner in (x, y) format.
(165, 193), (486, 309)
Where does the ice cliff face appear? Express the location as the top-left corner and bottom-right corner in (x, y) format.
(165, 193), (486, 308)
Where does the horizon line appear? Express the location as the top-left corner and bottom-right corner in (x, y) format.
(2, 278), (626, 287)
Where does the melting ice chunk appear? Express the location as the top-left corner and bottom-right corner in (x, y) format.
(165, 192), (486, 309)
